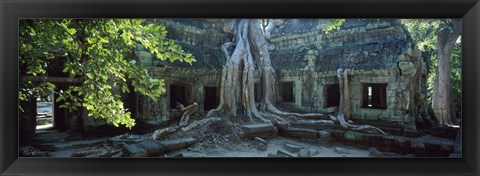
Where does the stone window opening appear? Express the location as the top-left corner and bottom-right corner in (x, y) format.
(362, 83), (387, 109)
(170, 85), (187, 109)
(204, 86), (219, 111)
(280, 82), (294, 102)
(324, 84), (340, 107)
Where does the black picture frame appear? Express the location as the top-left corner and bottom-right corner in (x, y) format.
(1, 0), (479, 175)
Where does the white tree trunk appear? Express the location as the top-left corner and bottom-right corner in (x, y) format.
(432, 19), (461, 125)
(207, 19), (324, 124)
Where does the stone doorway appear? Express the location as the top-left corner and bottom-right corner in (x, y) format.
(203, 86), (219, 111)
(324, 84), (340, 107)
(170, 85), (187, 109)
(280, 82), (294, 102)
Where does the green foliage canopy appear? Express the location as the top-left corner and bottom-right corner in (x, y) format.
(402, 19), (462, 110)
(19, 19), (195, 128)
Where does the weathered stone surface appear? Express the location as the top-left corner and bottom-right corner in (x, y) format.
(136, 19), (227, 70)
(344, 131), (358, 146)
(241, 124), (276, 133)
(327, 130), (454, 156)
(291, 120), (335, 129)
(277, 150), (296, 157)
(368, 147), (384, 157)
(271, 19), (410, 72)
(71, 146), (121, 157)
(19, 146), (49, 157)
(161, 138), (197, 152)
(108, 138), (138, 145)
(254, 137), (268, 151)
(334, 147), (350, 154)
(267, 153), (289, 157)
(122, 140), (158, 157)
(257, 144), (268, 151)
(309, 149), (319, 156)
(33, 139), (106, 152)
(298, 149), (311, 157)
(279, 128), (319, 139)
(318, 130), (332, 141)
(165, 153), (184, 157)
(283, 143), (304, 153)
(122, 138), (197, 157)
(240, 123), (277, 139)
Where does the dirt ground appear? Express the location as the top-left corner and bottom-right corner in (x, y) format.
(25, 114), (401, 158)
(156, 115), (377, 158)
(165, 136), (372, 157)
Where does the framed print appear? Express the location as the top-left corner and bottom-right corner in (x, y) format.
(1, 0), (479, 176)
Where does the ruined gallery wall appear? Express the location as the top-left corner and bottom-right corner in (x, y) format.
(269, 19), (427, 132)
(140, 68), (221, 125)
(133, 19), (226, 126)
(87, 19), (428, 132)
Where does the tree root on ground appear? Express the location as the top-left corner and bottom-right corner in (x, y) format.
(152, 103), (221, 140)
(152, 117), (221, 140)
(329, 114), (388, 135)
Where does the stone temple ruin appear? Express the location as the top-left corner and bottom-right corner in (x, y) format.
(20, 19), (459, 157)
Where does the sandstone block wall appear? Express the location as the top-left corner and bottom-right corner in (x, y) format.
(270, 19), (427, 133)
(86, 19), (428, 135)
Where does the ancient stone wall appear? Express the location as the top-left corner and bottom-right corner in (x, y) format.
(139, 68), (221, 125)
(86, 19), (428, 135)
(131, 19), (226, 126)
(270, 19), (426, 134)
(135, 19), (228, 70)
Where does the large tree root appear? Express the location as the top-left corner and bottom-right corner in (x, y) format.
(207, 19), (325, 126)
(328, 69), (388, 135)
(151, 117), (220, 140)
(178, 102), (199, 126)
(329, 114), (387, 135)
(208, 20), (386, 137)
(152, 103), (219, 140)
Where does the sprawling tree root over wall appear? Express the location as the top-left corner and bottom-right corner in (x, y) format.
(329, 69), (388, 135)
(152, 103), (221, 140)
(207, 19), (325, 125)
(178, 102), (199, 126)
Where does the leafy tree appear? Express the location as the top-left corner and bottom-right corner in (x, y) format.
(402, 19), (462, 125)
(19, 19), (195, 128)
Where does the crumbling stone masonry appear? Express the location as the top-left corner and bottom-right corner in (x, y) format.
(88, 19), (428, 139)
(269, 19), (427, 137)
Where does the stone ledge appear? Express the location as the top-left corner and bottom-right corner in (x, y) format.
(278, 127), (454, 157)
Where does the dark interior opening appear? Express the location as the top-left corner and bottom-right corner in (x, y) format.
(362, 83), (387, 109)
(204, 86), (219, 111)
(254, 83), (262, 102)
(170, 85), (187, 109)
(325, 84), (340, 107)
(280, 82), (294, 102)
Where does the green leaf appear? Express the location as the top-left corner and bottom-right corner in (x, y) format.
(19, 19), (196, 129)
(46, 82), (56, 89)
(86, 73), (93, 79)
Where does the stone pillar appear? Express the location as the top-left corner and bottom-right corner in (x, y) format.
(54, 85), (70, 131)
(192, 82), (204, 111)
(343, 69), (352, 120)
